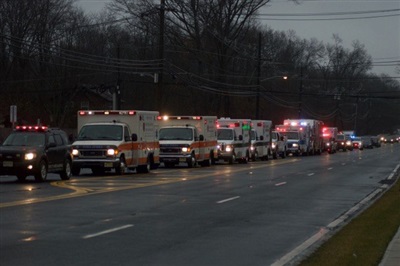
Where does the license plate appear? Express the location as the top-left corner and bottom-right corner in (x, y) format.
(104, 162), (113, 167)
(179, 157), (187, 162)
(3, 161), (13, 167)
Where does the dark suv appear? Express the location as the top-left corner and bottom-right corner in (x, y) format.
(0, 125), (72, 182)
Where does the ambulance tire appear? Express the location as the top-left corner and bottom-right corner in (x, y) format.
(187, 153), (196, 168)
(137, 158), (150, 173)
(115, 156), (126, 175)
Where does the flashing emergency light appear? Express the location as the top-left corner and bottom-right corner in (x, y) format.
(300, 122), (308, 126)
(16, 125), (48, 132)
(79, 110), (136, 116)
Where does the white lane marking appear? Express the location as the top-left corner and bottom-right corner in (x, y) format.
(271, 227), (329, 266)
(83, 224), (134, 239)
(275, 182), (287, 187)
(328, 167), (333, 170)
(307, 173), (315, 176)
(388, 164), (400, 180)
(216, 196), (240, 204)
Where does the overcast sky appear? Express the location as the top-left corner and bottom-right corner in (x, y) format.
(76, 0), (400, 78)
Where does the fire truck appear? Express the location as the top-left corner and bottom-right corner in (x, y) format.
(322, 127), (338, 154)
(158, 116), (218, 167)
(275, 124), (311, 156)
(283, 119), (324, 155)
(216, 118), (251, 164)
(250, 120), (272, 161)
(71, 110), (160, 175)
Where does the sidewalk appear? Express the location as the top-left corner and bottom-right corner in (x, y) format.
(379, 226), (400, 266)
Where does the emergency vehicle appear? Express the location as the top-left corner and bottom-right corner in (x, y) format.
(216, 118), (251, 164)
(71, 110), (160, 175)
(250, 120), (272, 161)
(157, 115), (218, 167)
(322, 127), (338, 154)
(275, 124), (311, 156)
(271, 130), (287, 159)
(283, 119), (324, 155)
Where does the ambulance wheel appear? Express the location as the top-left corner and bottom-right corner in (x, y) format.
(115, 156), (126, 175)
(187, 153), (196, 168)
(137, 158), (151, 173)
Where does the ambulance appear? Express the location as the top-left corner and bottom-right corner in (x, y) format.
(275, 123), (311, 156)
(216, 118), (251, 164)
(71, 110), (160, 175)
(322, 126), (338, 154)
(250, 120), (273, 161)
(283, 119), (324, 155)
(157, 115), (218, 167)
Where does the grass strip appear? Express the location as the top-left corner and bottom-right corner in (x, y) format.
(299, 176), (400, 266)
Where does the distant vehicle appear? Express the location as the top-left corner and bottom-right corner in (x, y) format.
(271, 131), (287, 159)
(336, 134), (353, 151)
(362, 136), (374, 149)
(370, 136), (381, 147)
(352, 137), (364, 150)
(0, 125), (72, 182)
(322, 127), (338, 154)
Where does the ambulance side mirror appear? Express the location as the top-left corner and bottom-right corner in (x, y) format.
(131, 134), (138, 142)
(199, 135), (204, 141)
(259, 136), (264, 141)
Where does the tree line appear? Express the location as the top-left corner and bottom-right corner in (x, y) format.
(1, 0), (399, 135)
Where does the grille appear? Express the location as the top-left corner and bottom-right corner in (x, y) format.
(80, 150), (106, 157)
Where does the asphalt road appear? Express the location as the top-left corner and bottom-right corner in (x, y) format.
(1, 143), (399, 266)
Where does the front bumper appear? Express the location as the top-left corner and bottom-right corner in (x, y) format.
(72, 158), (121, 169)
(0, 159), (41, 176)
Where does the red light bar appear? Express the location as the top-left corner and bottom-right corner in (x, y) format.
(79, 110), (136, 116)
(15, 125), (48, 131)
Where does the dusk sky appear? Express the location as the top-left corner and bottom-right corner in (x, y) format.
(76, 0), (400, 78)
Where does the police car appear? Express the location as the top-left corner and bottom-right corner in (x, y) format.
(0, 125), (72, 182)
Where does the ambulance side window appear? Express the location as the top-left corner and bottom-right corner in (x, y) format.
(124, 126), (131, 141)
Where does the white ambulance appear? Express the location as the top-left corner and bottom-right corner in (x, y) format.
(283, 119), (324, 155)
(275, 123), (311, 156)
(250, 120), (272, 161)
(71, 110), (159, 175)
(158, 116), (218, 167)
(216, 118), (251, 164)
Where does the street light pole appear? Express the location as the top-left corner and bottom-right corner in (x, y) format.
(256, 33), (262, 119)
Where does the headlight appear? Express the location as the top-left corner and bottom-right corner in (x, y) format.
(292, 143), (298, 147)
(225, 146), (232, 152)
(272, 143), (276, 149)
(182, 147), (191, 152)
(326, 143), (330, 146)
(346, 141), (351, 145)
(107, 149), (118, 156)
(72, 149), (79, 156)
(250, 146), (255, 151)
(25, 152), (37, 160)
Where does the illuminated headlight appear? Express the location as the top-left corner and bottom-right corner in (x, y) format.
(292, 143), (299, 147)
(326, 143), (330, 146)
(107, 149), (118, 156)
(346, 141), (351, 145)
(217, 145), (221, 150)
(225, 146), (232, 152)
(72, 149), (79, 156)
(182, 147), (191, 152)
(272, 143), (276, 149)
(24, 152), (37, 160)
(250, 146), (255, 151)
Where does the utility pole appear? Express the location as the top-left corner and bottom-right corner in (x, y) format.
(155, 0), (165, 111)
(255, 32), (262, 119)
(298, 66), (303, 119)
(113, 44), (121, 110)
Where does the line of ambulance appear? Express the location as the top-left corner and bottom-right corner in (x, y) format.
(70, 110), (336, 175)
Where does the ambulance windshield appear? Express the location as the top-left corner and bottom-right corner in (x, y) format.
(217, 128), (234, 141)
(159, 128), (193, 141)
(77, 125), (123, 141)
(281, 131), (299, 140)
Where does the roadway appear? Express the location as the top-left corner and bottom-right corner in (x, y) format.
(0, 143), (399, 266)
